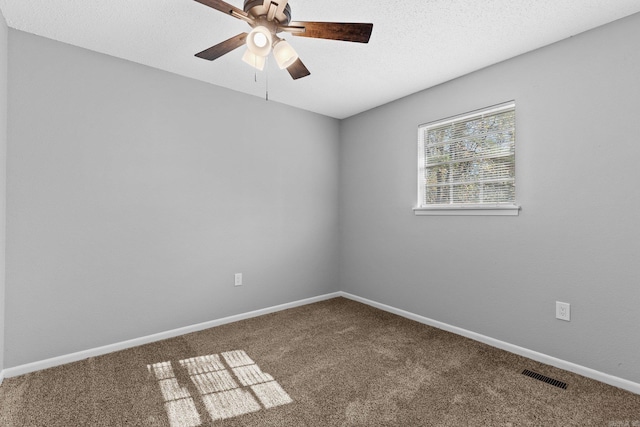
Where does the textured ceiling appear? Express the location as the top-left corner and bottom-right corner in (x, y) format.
(1, 0), (640, 118)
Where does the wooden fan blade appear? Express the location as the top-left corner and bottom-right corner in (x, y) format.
(195, 33), (248, 61)
(287, 58), (310, 80)
(286, 22), (373, 43)
(193, 0), (249, 20)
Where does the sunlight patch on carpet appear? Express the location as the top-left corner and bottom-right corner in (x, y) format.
(233, 364), (275, 386)
(251, 381), (293, 409)
(191, 370), (238, 394)
(179, 354), (226, 375)
(148, 350), (292, 426)
(147, 361), (201, 427)
(222, 350), (255, 368)
(201, 388), (261, 421)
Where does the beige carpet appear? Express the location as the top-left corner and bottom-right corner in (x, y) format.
(1, 297), (639, 426)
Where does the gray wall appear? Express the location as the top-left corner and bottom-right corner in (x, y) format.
(0, 10), (7, 375)
(339, 12), (640, 383)
(5, 30), (340, 367)
(4, 11), (640, 387)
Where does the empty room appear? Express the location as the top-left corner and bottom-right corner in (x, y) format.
(0, 0), (639, 425)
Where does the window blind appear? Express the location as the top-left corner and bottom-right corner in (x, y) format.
(418, 102), (516, 207)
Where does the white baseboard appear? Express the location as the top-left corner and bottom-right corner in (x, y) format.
(338, 291), (640, 395)
(4, 290), (639, 396)
(3, 292), (342, 379)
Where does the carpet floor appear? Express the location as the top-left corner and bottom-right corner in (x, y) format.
(0, 297), (639, 426)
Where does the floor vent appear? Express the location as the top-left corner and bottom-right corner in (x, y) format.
(521, 369), (567, 390)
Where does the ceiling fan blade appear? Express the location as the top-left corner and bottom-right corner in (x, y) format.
(193, 0), (250, 21)
(195, 33), (248, 61)
(286, 22), (373, 43)
(287, 58), (310, 80)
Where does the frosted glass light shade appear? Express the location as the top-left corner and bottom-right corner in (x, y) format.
(247, 26), (273, 57)
(242, 49), (266, 70)
(273, 40), (298, 69)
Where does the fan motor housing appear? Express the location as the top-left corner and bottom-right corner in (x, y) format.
(244, 0), (292, 25)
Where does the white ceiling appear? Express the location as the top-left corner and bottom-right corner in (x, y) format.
(1, 0), (639, 119)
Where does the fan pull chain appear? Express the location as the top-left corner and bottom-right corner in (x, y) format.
(265, 56), (269, 101)
(249, 56), (269, 101)
(253, 55), (258, 82)
(255, 55), (259, 82)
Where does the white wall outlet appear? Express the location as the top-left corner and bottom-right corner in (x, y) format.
(556, 301), (570, 321)
(234, 273), (242, 287)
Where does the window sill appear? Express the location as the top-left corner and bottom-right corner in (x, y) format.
(413, 204), (520, 216)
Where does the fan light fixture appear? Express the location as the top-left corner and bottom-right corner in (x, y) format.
(246, 26), (273, 57)
(242, 49), (266, 70)
(273, 39), (298, 69)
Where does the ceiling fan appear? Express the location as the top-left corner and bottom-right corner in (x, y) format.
(192, 0), (373, 79)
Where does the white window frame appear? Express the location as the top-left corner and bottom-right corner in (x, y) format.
(414, 101), (520, 216)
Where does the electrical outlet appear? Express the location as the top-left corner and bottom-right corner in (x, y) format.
(234, 273), (242, 287)
(556, 301), (570, 321)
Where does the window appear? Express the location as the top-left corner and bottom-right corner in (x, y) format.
(414, 101), (520, 216)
